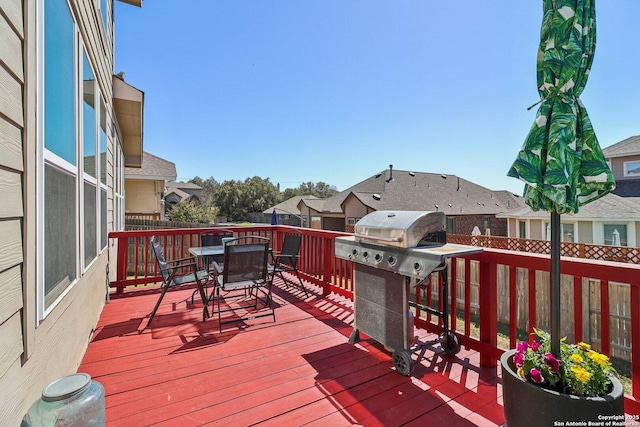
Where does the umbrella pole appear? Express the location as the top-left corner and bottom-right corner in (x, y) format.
(550, 211), (561, 357)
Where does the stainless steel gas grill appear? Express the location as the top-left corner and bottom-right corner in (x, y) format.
(335, 210), (482, 375)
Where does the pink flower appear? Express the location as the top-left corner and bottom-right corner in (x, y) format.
(544, 353), (560, 373)
(513, 351), (524, 367)
(530, 368), (544, 384)
(530, 341), (541, 351)
(517, 341), (529, 353)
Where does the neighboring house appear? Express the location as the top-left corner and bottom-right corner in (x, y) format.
(603, 135), (640, 197)
(164, 181), (203, 215)
(497, 136), (640, 247)
(0, 0), (143, 424)
(297, 166), (524, 234)
(262, 195), (320, 226)
(497, 193), (640, 247)
(124, 152), (177, 220)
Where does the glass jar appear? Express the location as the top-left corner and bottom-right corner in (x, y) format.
(22, 373), (105, 426)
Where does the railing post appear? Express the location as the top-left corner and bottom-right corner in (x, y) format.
(631, 282), (640, 400)
(116, 236), (127, 294)
(479, 257), (498, 367)
(322, 238), (332, 296)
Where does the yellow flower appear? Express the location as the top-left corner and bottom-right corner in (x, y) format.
(577, 342), (591, 351)
(517, 367), (525, 379)
(590, 352), (609, 366)
(571, 366), (591, 382)
(570, 354), (583, 364)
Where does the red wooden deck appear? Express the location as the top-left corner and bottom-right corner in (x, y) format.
(79, 276), (506, 426)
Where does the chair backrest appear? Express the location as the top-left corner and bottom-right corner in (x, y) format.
(222, 240), (269, 285)
(280, 232), (302, 267)
(200, 231), (234, 247)
(200, 231), (234, 264)
(151, 236), (170, 282)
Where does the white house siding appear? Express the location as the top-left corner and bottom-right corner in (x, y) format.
(0, 0), (121, 424)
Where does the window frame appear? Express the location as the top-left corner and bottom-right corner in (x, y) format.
(623, 160), (640, 178)
(37, 0), (110, 322)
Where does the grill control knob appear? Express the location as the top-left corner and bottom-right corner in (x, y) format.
(414, 262), (423, 273)
(362, 251), (369, 260)
(387, 256), (397, 267)
(351, 249), (358, 259)
(374, 254), (383, 263)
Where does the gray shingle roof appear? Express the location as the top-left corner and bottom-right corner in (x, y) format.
(300, 168), (525, 215)
(612, 180), (640, 198)
(264, 195), (319, 215)
(603, 135), (640, 158)
(166, 181), (202, 191)
(497, 193), (640, 220)
(125, 152), (177, 180)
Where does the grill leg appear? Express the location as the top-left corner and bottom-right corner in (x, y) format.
(348, 329), (360, 344)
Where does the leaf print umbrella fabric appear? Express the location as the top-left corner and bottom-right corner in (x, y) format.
(507, 0), (614, 357)
(507, 0), (614, 214)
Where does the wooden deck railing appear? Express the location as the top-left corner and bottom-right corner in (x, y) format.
(108, 225), (640, 408)
(448, 233), (640, 264)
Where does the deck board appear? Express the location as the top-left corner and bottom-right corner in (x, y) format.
(79, 276), (506, 426)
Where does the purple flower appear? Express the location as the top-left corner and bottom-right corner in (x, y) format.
(530, 341), (541, 351)
(513, 351), (524, 367)
(517, 341), (529, 353)
(530, 368), (544, 384)
(544, 353), (560, 373)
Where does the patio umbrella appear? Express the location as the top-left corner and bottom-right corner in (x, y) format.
(507, 0), (615, 356)
(271, 209), (278, 225)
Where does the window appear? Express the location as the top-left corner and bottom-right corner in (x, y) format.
(40, 0), (110, 318)
(82, 51), (98, 266)
(623, 161), (640, 178)
(544, 222), (574, 242)
(347, 217), (360, 225)
(98, 0), (112, 38)
(518, 221), (526, 238)
(447, 218), (455, 234)
(604, 224), (627, 246)
(100, 97), (108, 248)
(114, 134), (125, 231)
(43, 0), (77, 310)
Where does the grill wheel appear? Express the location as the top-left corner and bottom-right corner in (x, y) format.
(392, 349), (414, 376)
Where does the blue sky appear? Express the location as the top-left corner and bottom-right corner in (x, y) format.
(115, 1), (640, 195)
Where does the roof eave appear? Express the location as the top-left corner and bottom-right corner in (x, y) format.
(113, 75), (144, 168)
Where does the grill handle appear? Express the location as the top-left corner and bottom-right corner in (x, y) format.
(357, 235), (404, 244)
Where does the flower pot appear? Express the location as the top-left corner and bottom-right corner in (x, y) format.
(501, 349), (624, 426)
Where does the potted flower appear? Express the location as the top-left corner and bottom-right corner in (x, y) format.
(501, 329), (624, 426)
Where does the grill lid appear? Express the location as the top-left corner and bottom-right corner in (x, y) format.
(354, 210), (446, 248)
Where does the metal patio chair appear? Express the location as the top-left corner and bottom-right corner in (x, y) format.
(199, 229), (234, 271)
(268, 230), (308, 297)
(145, 235), (211, 329)
(207, 236), (275, 333)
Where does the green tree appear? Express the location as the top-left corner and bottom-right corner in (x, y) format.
(167, 200), (215, 223)
(190, 176), (220, 206)
(214, 180), (244, 221)
(242, 176), (279, 213)
(213, 177), (279, 221)
(279, 181), (338, 201)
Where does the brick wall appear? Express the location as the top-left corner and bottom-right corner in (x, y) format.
(451, 215), (508, 237)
